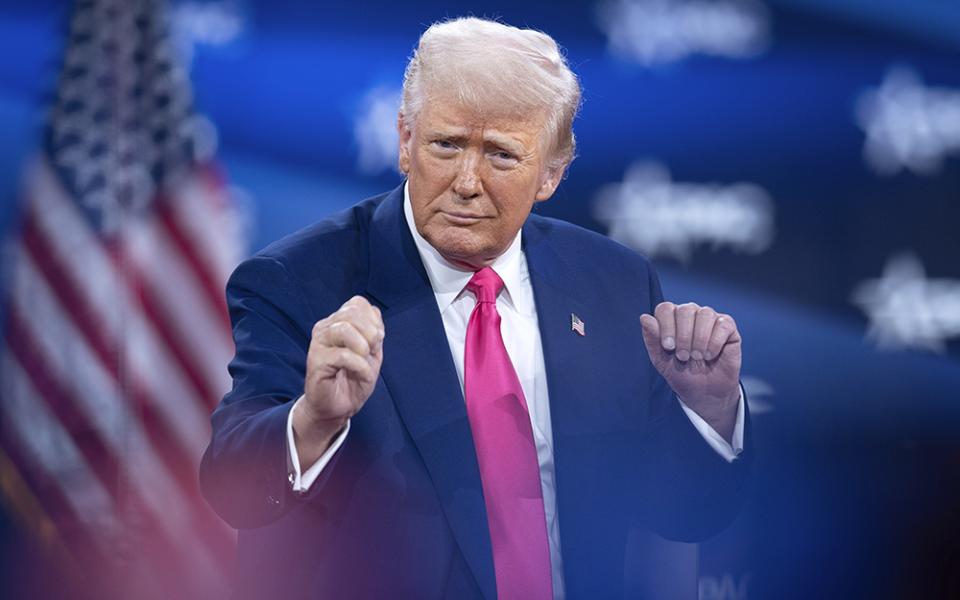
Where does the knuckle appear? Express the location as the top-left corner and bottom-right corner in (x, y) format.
(348, 295), (370, 308)
(716, 314), (736, 329)
(654, 302), (674, 316)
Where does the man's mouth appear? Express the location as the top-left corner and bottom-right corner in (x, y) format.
(440, 211), (488, 225)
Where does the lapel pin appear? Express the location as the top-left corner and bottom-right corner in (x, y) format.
(570, 313), (585, 336)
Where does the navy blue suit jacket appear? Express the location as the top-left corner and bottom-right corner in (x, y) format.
(200, 185), (751, 599)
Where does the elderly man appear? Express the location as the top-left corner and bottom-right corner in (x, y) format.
(201, 17), (750, 600)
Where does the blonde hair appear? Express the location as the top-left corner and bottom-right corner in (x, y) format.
(400, 17), (582, 170)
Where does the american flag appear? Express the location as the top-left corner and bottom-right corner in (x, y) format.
(571, 313), (585, 336)
(0, 0), (243, 597)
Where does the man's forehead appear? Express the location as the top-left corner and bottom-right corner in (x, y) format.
(420, 101), (547, 145)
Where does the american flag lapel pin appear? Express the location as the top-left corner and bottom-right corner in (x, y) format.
(570, 313), (585, 336)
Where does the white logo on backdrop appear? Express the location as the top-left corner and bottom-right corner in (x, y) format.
(700, 572), (751, 600)
(856, 67), (960, 176)
(593, 161), (774, 261)
(354, 87), (401, 175)
(172, 1), (247, 67)
(851, 253), (960, 352)
(596, 0), (770, 66)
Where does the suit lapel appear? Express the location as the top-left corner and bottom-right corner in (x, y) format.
(366, 186), (496, 600)
(522, 217), (596, 441)
(523, 217), (606, 591)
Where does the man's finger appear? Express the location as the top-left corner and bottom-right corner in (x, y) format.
(337, 312), (384, 349)
(316, 320), (372, 356)
(639, 313), (660, 350)
(318, 301), (385, 349)
(344, 296), (383, 329)
(639, 314), (670, 372)
(313, 347), (377, 383)
(691, 306), (716, 361)
(674, 303), (698, 361)
(705, 314), (737, 361)
(343, 295), (373, 310)
(653, 302), (677, 351)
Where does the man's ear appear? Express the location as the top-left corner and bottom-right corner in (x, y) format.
(534, 163), (566, 202)
(397, 114), (412, 174)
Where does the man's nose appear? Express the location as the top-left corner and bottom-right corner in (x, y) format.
(453, 152), (482, 200)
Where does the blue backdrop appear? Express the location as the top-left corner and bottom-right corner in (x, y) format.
(1, 1), (959, 598)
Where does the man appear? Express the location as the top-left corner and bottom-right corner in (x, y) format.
(200, 17), (750, 600)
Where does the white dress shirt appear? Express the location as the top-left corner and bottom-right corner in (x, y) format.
(286, 183), (745, 599)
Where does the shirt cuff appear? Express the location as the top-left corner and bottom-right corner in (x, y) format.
(677, 385), (745, 463)
(286, 396), (350, 493)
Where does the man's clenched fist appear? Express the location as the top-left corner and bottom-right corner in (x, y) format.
(291, 296), (384, 469)
(639, 302), (742, 442)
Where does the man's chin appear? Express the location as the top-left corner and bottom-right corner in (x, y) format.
(430, 239), (500, 270)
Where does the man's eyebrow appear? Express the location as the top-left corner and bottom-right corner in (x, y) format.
(425, 127), (469, 140)
(483, 131), (526, 154)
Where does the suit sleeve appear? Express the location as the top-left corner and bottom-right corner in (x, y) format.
(641, 262), (753, 542)
(199, 255), (342, 529)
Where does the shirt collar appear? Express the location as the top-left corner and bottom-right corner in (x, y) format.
(403, 181), (526, 314)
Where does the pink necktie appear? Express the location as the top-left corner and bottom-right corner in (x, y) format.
(464, 267), (553, 600)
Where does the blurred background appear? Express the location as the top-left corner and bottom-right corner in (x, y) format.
(0, 0), (959, 598)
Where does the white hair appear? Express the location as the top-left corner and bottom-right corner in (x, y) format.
(400, 17), (582, 170)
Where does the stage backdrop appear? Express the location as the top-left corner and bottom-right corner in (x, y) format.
(0, 1), (959, 598)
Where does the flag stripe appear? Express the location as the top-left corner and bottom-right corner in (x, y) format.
(21, 210), (206, 470)
(9, 250), (190, 524)
(175, 163), (245, 283)
(14, 230), (235, 563)
(6, 312), (121, 497)
(156, 196), (233, 337)
(120, 255), (223, 410)
(0, 436), (109, 593)
(27, 163), (213, 457)
(133, 398), (237, 561)
(3, 1), (244, 593)
(0, 344), (118, 539)
(123, 216), (233, 405)
(24, 201), (214, 422)
(24, 172), (230, 564)
(5, 308), (225, 594)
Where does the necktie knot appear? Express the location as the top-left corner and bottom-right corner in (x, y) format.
(466, 267), (504, 305)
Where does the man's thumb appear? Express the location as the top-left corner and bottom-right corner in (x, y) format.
(639, 314), (661, 352)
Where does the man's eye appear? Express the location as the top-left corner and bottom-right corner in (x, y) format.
(490, 151), (518, 165)
(432, 140), (457, 150)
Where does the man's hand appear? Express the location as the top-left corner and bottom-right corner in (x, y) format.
(639, 302), (741, 442)
(292, 296), (385, 470)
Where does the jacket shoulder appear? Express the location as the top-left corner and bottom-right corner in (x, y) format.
(253, 191), (388, 267)
(526, 212), (655, 277)
(226, 190), (392, 317)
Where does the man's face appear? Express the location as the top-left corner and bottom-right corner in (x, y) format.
(398, 100), (564, 269)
